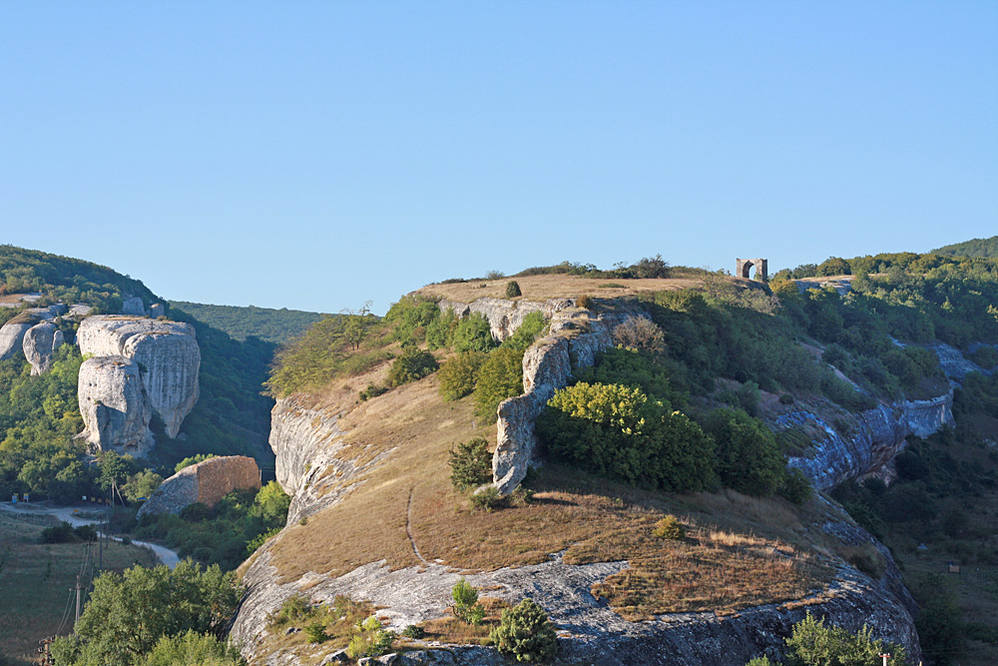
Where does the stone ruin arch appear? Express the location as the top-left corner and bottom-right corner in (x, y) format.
(736, 258), (768, 281)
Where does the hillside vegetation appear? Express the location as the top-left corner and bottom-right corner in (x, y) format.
(933, 235), (998, 259)
(167, 301), (327, 344)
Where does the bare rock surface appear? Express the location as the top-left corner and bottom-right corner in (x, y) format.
(22, 321), (64, 375)
(137, 455), (260, 519)
(438, 297), (573, 341)
(77, 315), (200, 438)
(121, 296), (146, 315)
(785, 392), (953, 490)
(0, 317), (35, 360)
(77, 355), (154, 456)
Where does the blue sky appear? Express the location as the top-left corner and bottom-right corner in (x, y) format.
(2, 2), (995, 314)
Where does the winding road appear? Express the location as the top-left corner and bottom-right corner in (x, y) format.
(0, 501), (180, 568)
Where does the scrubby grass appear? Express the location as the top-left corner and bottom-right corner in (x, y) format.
(417, 272), (702, 303)
(0, 511), (157, 665)
(266, 373), (833, 622)
(420, 596), (511, 645)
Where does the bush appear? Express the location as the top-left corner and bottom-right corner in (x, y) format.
(452, 578), (485, 625)
(505, 281), (522, 298)
(490, 598), (558, 664)
(778, 468), (812, 504)
(347, 616), (395, 659)
(702, 408), (784, 496)
(174, 453), (216, 474)
(449, 438), (492, 491)
(576, 295), (592, 310)
(612, 317), (665, 352)
(438, 351), (487, 401)
(387, 348), (438, 387)
(745, 658), (776, 666)
(472, 347), (525, 422)
(536, 382), (717, 492)
(40, 521), (76, 543)
(452, 314), (498, 353)
(470, 485), (504, 512)
(268, 594), (313, 626)
(305, 621), (328, 643)
(500, 311), (547, 352)
(784, 612), (907, 665)
(401, 624), (426, 639)
(652, 515), (686, 540)
(359, 384), (389, 401)
(138, 630), (243, 666)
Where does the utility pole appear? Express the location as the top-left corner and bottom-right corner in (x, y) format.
(98, 517), (103, 570)
(74, 574), (82, 624)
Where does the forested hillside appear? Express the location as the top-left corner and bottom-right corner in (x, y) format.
(168, 301), (327, 344)
(933, 235), (998, 259)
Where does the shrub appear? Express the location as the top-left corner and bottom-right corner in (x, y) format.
(778, 468), (812, 504)
(40, 521), (76, 543)
(745, 658), (777, 666)
(612, 317), (665, 352)
(652, 515), (686, 540)
(576, 295), (592, 309)
(268, 594), (313, 626)
(347, 616), (395, 659)
(784, 612), (907, 665)
(505, 281), (522, 298)
(470, 485), (504, 512)
(438, 351), (487, 401)
(916, 575), (964, 665)
(490, 598), (558, 664)
(702, 408), (783, 496)
(843, 544), (885, 579)
(970, 344), (998, 370)
(452, 313), (498, 353)
(449, 438), (492, 491)
(388, 348), (438, 387)
(305, 621), (328, 643)
(779, 393), (795, 405)
(359, 384), (389, 401)
(179, 502), (212, 522)
(138, 630), (243, 666)
(473, 347), (525, 422)
(536, 382), (717, 492)
(401, 624), (426, 639)
(452, 578), (484, 625)
(500, 311), (547, 352)
(173, 453), (216, 474)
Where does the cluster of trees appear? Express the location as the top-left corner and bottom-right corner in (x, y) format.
(933, 234), (998, 259)
(746, 612), (907, 665)
(0, 244), (156, 314)
(133, 482), (290, 570)
(167, 301), (326, 344)
(50, 561), (243, 665)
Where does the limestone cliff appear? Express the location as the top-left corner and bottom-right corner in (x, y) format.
(77, 315), (200, 438)
(22, 321), (64, 375)
(76, 315), (200, 455)
(137, 455), (260, 519)
(0, 316), (36, 360)
(439, 297), (573, 341)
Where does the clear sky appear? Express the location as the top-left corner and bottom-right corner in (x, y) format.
(2, 2), (996, 314)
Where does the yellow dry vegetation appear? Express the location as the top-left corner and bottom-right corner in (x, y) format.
(267, 371), (843, 620)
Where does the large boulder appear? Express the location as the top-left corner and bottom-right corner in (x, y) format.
(0, 316), (35, 360)
(22, 321), (64, 375)
(121, 296), (146, 316)
(77, 316), (200, 438)
(137, 455), (261, 519)
(77, 356), (154, 456)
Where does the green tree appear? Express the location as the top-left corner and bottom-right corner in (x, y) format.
(490, 598), (558, 664)
(387, 348), (439, 387)
(702, 408), (784, 496)
(448, 438), (492, 490)
(472, 347), (525, 422)
(438, 351), (487, 401)
(784, 612), (907, 666)
(452, 313), (498, 353)
(122, 469), (163, 502)
(139, 630), (244, 666)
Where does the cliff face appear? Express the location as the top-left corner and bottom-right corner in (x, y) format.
(439, 297), (573, 341)
(76, 315), (200, 455)
(785, 393), (953, 490)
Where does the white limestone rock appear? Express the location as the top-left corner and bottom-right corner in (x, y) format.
(121, 296), (146, 315)
(77, 356), (154, 456)
(22, 321), (64, 375)
(77, 316), (200, 438)
(0, 317), (34, 360)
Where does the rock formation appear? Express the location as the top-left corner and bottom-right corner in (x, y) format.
(438, 297), (573, 341)
(121, 296), (146, 316)
(137, 455), (260, 519)
(22, 321), (64, 375)
(149, 302), (166, 318)
(0, 315), (36, 360)
(77, 316), (200, 438)
(78, 355), (154, 456)
(76, 315), (200, 455)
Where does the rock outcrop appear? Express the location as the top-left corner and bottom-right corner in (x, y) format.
(137, 455), (260, 519)
(149, 302), (166, 318)
(438, 297), (573, 341)
(121, 296), (146, 316)
(22, 321), (64, 375)
(0, 316), (36, 360)
(77, 316), (200, 438)
(78, 355), (155, 456)
(785, 392), (953, 490)
(76, 316), (200, 455)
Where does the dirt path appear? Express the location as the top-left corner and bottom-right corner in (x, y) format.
(405, 488), (429, 566)
(0, 502), (180, 569)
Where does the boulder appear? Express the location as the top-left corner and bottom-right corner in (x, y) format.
(67, 304), (94, 320)
(77, 316), (200, 438)
(136, 455), (260, 519)
(22, 321), (64, 375)
(0, 316), (35, 360)
(77, 356), (154, 456)
(121, 296), (146, 315)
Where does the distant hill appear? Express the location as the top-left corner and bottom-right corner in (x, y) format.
(168, 301), (328, 344)
(933, 235), (998, 258)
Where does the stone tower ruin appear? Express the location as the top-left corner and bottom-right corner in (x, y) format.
(736, 258), (768, 281)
